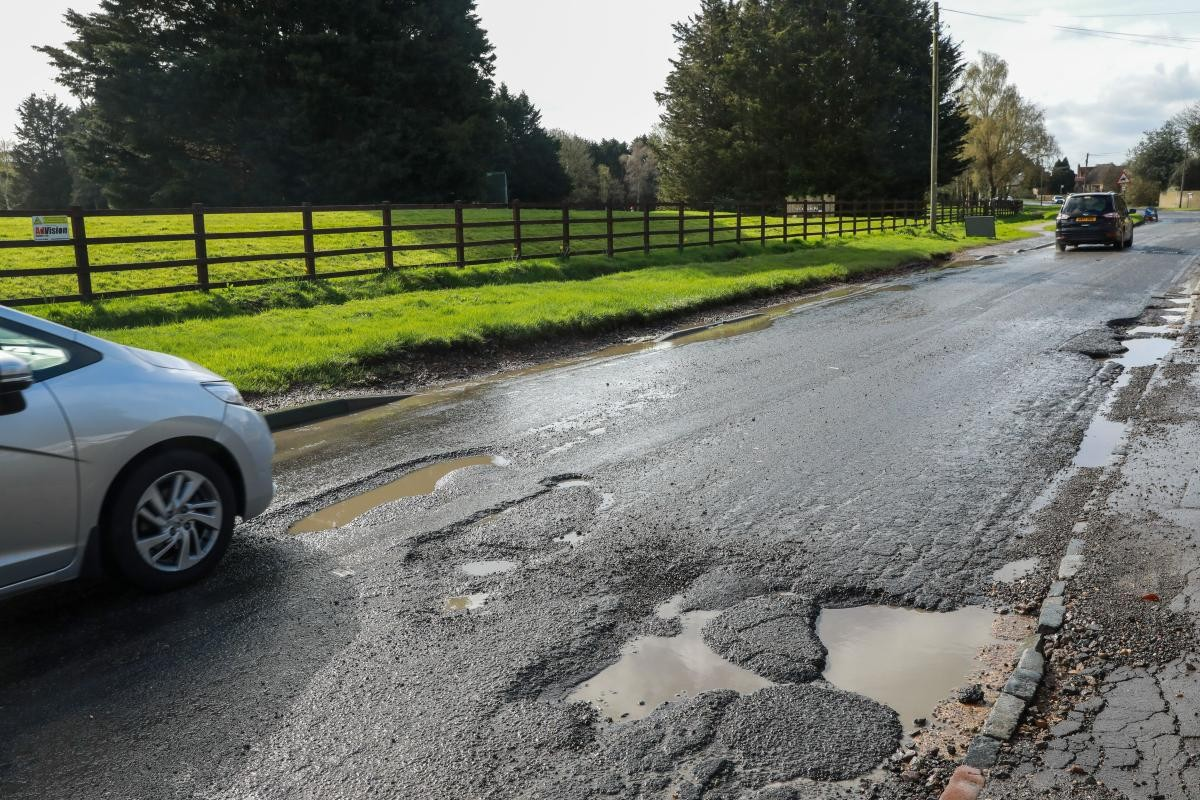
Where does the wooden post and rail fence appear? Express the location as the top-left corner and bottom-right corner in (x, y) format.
(0, 198), (1023, 308)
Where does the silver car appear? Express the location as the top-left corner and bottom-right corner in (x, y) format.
(0, 305), (273, 597)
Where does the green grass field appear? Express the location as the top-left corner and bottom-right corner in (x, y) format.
(0, 206), (930, 301)
(77, 219), (1035, 396)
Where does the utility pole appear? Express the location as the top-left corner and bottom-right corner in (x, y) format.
(929, 1), (939, 232)
(1180, 153), (1188, 209)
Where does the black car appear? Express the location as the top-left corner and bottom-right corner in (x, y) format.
(1055, 192), (1133, 251)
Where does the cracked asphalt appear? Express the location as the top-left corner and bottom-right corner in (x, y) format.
(3, 214), (1200, 799)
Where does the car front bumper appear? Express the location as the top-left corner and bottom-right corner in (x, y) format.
(218, 404), (276, 519)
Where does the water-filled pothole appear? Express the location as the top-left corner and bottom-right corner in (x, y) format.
(1128, 325), (1174, 336)
(446, 593), (488, 612)
(817, 605), (999, 729)
(992, 557), (1039, 583)
(1073, 337), (1175, 469)
(290, 455), (504, 533)
(568, 595), (773, 722)
(459, 560), (517, 577)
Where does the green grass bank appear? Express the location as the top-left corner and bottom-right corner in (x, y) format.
(82, 220), (1037, 396)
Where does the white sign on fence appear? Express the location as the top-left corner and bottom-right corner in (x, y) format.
(32, 215), (71, 242)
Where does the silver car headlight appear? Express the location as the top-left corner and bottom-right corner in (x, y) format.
(202, 381), (246, 406)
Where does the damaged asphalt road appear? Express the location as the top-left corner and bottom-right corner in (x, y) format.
(3, 215), (1200, 799)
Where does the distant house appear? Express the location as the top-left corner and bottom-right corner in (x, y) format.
(1074, 163), (1128, 193)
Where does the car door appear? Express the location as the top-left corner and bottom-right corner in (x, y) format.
(0, 317), (96, 588)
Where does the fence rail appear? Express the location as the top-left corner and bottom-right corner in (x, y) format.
(0, 199), (1023, 307)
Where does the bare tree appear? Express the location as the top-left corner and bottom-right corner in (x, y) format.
(0, 139), (15, 209)
(620, 138), (660, 207)
(958, 53), (1054, 199)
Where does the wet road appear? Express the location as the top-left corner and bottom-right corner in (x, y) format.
(4, 215), (1200, 799)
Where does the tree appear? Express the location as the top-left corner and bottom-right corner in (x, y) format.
(1049, 158), (1075, 196)
(0, 140), (15, 209)
(621, 137), (660, 206)
(655, 0), (968, 201)
(958, 53), (1055, 199)
(10, 94), (74, 207)
(1125, 174), (1160, 207)
(492, 85), (569, 202)
(555, 132), (599, 204)
(1129, 121), (1186, 193)
(40, 0), (500, 206)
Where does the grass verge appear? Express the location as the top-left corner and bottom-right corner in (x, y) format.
(87, 221), (1035, 397)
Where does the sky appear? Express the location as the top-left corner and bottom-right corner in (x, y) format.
(3, 1), (1198, 172)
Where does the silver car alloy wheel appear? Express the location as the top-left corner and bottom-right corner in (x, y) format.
(132, 469), (223, 572)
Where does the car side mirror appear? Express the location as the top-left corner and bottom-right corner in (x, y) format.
(0, 352), (32, 414)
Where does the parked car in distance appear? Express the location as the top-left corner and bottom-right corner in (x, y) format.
(1052, 195), (1065, 205)
(1, 305), (274, 598)
(1055, 192), (1134, 252)
(1143, 207), (1159, 222)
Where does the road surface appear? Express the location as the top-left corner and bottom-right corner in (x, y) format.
(3, 214), (1199, 799)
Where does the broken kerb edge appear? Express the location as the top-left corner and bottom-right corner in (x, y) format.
(950, 529), (1086, 786)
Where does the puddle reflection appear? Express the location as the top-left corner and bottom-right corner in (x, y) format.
(818, 605), (999, 729)
(446, 593), (488, 612)
(992, 557), (1039, 583)
(568, 595), (773, 722)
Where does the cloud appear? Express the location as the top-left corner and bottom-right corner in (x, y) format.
(1043, 63), (1200, 163)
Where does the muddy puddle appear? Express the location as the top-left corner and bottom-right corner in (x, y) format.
(817, 605), (999, 729)
(445, 593), (488, 612)
(459, 560), (517, 577)
(1073, 337), (1175, 469)
(568, 595), (773, 722)
(289, 455), (504, 533)
(992, 557), (1039, 583)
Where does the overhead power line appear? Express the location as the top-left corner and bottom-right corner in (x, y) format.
(942, 7), (1197, 49)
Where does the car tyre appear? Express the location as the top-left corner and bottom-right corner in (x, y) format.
(1056, 242), (1067, 252)
(103, 450), (236, 591)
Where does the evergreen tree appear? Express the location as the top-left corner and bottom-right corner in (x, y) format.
(1130, 122), (1186, 192)
(39, 0), (500, 206)
(655, 0), (968, 201)
(492, 85), (570, 202)
(1049, 158), (1075, 196)
(10, 94), (74, 207)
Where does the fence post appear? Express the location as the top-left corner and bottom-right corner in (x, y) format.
(735, 205), (742, 245)
(381, 202), (394, 270)
(191, 203), (209, 291)
(802, 202), (809, 240)
(782, 200), (789, 242)
(561, 203), (570, 258)
(708, 203), (715, 247)
(512, 200), (522, 260)
(759, 203), (766, 246)
(454, 202), (467, 267)
(301, 202), (316, 277)
(68, 206), (92, 301)
(642, 204), (650, 254)
(677, 201), (685, 251)
(606, 203), (614, 257)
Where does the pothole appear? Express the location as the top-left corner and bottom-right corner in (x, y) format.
(445, 593), (488, 612)
(459, 560), (517, 577)
(553, 531), (587, 545)
(567, 595), (773, 722)
(817, 605), (999, 730)
(289, 455), (505, 533)
(992, 557), (1040, 583)
(1073, 337), (1175, 469)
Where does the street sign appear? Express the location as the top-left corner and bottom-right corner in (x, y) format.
(1117, 170), (1130, 185)
(32, 215), (71, 242)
